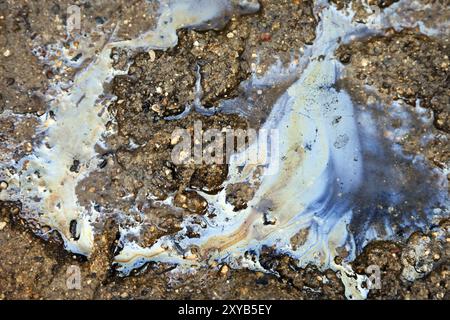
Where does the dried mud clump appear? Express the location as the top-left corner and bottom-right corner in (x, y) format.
(174, 190), (208, 215)
(225, 182), (256, 211)
(238, 0), (317, 78)
(166, 0), (317, 107)
(336, 30), (450, 132)
(240, 0), (317, 59)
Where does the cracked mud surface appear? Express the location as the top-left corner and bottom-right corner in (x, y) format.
(0, 0), (449, 299)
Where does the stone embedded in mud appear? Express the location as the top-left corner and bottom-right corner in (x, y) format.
(225, 182), (255, 211)
(400, 232), (442, 282)
(189, 164), (229, 194)
(290, 228), (310, 251)
(0, 181), (8, 192)
(174, 191), (208, 215)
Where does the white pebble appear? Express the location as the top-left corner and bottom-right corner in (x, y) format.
(148, 50), (156, 62)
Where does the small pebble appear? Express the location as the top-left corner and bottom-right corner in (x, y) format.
(260, 33), (271, 42)
(360, 58), (369, 67)
(171, 134), (181, 145)
(24, 142), (33, 152)
(3, 49), (11, 57)
(220, 265), (229, 276)
(148, 50), (156, 62)
(0, 181), (8, 191)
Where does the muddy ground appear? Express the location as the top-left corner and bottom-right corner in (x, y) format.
(0, 0), (449, 299)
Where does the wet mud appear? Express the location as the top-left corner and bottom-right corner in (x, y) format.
(0, 0), (449, 299)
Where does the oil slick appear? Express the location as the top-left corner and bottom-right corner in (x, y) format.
(114, 3), (370, 293)
(114, 2), (448, 299)
(0, 0), (260, 256)
(0, 0), (448, 300)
